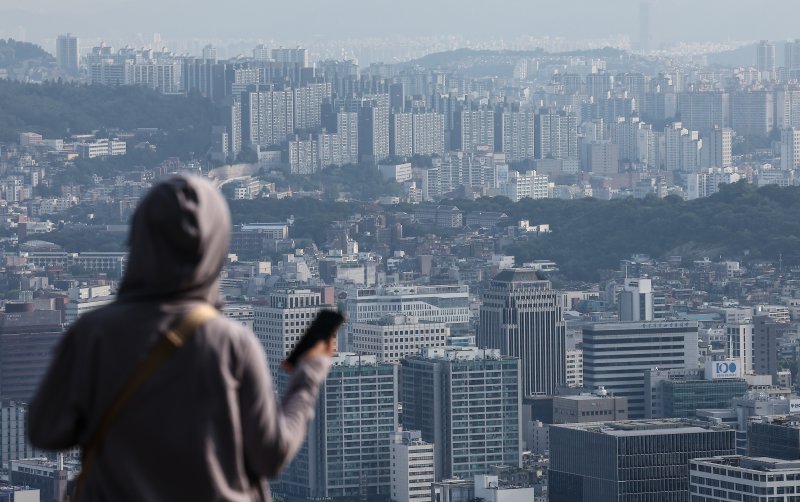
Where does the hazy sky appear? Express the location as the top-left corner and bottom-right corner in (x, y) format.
(3, 0), (800, 48)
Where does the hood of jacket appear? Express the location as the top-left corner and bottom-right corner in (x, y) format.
(118, 174), (230, 306)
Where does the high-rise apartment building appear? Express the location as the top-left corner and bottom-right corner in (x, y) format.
(786, 40), (800, 69)
(454, 109), (495, 152)
(702, 126), (733, 168)
(478, 268), (565, 396)
(757, 40), (776, 77)
(56, 34), (79, 75)
(271, 47), (309, 67)
(359, 101), (390, 164)
(549, 420), (736, 502)
(582, 320), (699, 418)
(412, 112), (445, 157)
(781, 128), (800, 170)
(677, 92), (729, 133)
(731, 90), (774, 137)
(495, 109), (536, 162)
(242, 87), (294, 147)
(389, 430), (435, 502)
(401, 347), (522, 480)
(390, 112), (414, 158)
(280, 353), (398, 501)
(535, 108), (578, 160)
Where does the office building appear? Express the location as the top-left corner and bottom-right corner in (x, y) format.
(565, 348), (583, 388)
(281, 353), (398, 500)
(478, 268), (565, 396)
(644, 366), (748, 419)
(725, 321), (754, 374)
(252, 288), (332, 377)
(552, 391), (628, 424)
(0, 309), (63, 402)
(690, 456), (800, 501)
(582, 320), (699, 418)
(9, 457), (79, 502)
(401, 347), (522, 480)
(431, 479), (474, 502)
(345, 285), (470, 351)
(389, 430), (435, 502)
(56, 34), (79, 75)
(549, 419), (736, 502)
(1, 401), (43, 472)
(749, 416), (800, 460)
(618, 277), (653, 321)
(753, 314), (781, 381)
(351, 315), (448, 363)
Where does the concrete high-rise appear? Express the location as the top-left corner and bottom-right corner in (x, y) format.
(401, 347), (522, 480)
(781, 128), (800, 170)
(638, 2), (652, 52)
(757, 40), (776, 77)
(56, 34), (79, 75)
(279, 353), (399, 501)
(252, 288), (332, 378)
(549, 420), (736, 502)
(618, 277), (653, 321)
(358, 101), (390, 164)
(787, 40), (800, 69)
(753, 314), (781, 380)
(582, 320), (699, 418)
(702, 126), (733, 168)
(535, 108), (578, 160)
(389, 430), (435, 502)
(478, 269), (565, 396)
(495, 109), (536, 162)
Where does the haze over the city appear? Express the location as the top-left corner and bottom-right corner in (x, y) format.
(4, 0), (800, 49)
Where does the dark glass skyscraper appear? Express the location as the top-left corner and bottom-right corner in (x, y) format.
(478, 269), (565, 396)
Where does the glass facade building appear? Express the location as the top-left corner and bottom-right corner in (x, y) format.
(401, 347), (522, 480)
(279, 353), (398, 501)
(549, 420), (736, 502)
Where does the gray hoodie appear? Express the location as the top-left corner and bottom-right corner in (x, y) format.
(28, 174), (329, 501)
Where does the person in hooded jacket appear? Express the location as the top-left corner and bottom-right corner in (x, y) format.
(27, 174), (333, 501)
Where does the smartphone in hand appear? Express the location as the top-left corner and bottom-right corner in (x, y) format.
(282, 309), (344, 371)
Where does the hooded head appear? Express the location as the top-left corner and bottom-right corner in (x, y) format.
(118, 174), (230, 306)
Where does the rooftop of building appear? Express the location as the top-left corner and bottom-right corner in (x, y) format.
(492, 268), (547, 283)
(553, 419), (731, 436)
(693, 455), (800, 472)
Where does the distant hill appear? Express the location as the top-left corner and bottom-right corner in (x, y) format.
(0, 79), (218, 160)
(446, 181), (800, 281)
(0, 38), (54, 68)
(402, 47), (629, 77)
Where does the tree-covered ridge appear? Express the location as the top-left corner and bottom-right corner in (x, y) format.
(0, 39), (54, 68)
(449, 182), (800, 280)
(0, 80), (218, 149)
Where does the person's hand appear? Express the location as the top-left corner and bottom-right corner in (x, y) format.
(281, 337), (336, 373)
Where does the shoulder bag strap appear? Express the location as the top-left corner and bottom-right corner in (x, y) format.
(72, 303), (218, 500)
